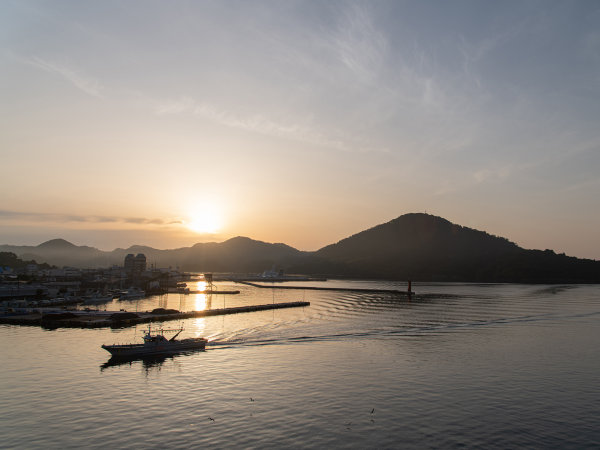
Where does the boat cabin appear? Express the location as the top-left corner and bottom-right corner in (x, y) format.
(143, 333), (169, 344)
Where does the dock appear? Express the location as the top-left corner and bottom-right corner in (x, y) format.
(0, 301), (310, 329)
(235, 280), (414, 296)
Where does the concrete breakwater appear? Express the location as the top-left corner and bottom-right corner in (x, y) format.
(235, 280), (414, 296)
(0, 301), (310, 329)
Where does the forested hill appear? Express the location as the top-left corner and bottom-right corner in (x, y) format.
(310, 213), (600, 282)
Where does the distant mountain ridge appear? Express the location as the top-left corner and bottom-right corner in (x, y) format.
(1, 213), (599, 282)
(0, 236), (304, 273)
(36, 238), (78, 249)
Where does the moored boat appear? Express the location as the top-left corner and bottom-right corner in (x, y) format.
(119, 287), (146, 300)
(101, 326), (207, 357)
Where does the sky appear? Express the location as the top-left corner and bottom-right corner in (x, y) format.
(1, 0), (600, 258)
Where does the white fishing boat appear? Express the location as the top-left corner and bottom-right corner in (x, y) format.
(101, 326), (207, 357)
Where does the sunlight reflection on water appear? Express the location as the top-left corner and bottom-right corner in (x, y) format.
(193, 293), (207, 311)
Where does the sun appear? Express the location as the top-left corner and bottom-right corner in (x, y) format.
(187, 207), (222, 234)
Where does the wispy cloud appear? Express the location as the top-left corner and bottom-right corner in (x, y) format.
(330, 4), (388, 84)
(0, 210), (180, 227)
(155, 97), (388, 154)
(26, 56), (103, 98)
(433, 164), (515, 196)
(472, 166), (512, 184)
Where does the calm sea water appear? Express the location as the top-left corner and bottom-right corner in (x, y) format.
(1, 281), (599, 449)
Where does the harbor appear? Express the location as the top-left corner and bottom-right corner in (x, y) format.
(4, 281), (597, 449)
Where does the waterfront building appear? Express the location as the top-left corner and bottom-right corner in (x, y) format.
(124, 253), (146, 273)
(134, 254), (146, 272)
(124, 254), (135, 272)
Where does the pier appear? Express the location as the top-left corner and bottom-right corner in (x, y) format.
(0, 301), (310, 329)
(235, 280), (414, 296)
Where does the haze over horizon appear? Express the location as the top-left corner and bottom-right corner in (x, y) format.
(2, 1), (600, 259)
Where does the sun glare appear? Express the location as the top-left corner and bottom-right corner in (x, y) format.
(187, 208), (222, 234)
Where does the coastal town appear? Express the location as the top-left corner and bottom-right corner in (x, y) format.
(0, 253), (190, 311)
(0, 250), (313, 330)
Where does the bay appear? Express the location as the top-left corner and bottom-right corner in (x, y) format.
(1, 281), (599, 448)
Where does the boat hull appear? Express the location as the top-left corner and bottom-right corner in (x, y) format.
(102, 338), (207, 357)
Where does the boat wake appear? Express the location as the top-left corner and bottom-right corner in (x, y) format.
(205, 310), (600, 349)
